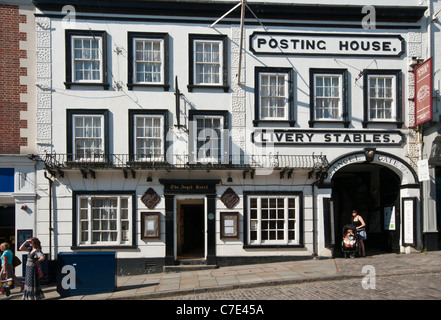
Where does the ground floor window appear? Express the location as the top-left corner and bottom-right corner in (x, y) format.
(246, 193), (302, 246)
(75, 192), (135, 247)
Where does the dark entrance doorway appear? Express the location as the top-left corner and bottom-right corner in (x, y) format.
(331, 163), (401, 256)
(177, 202), (205, 259)
(0, 205), (15, 252)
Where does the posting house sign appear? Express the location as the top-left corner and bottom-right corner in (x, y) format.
(253, 129), (404, 146)
(250, 32), (404, 57)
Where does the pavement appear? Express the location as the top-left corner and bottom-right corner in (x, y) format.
(2, 250), (441, 300)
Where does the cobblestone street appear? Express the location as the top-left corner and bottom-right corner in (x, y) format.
(159, 271), (441, 300)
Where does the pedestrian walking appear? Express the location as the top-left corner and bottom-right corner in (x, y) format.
(1, 242), (23, 293)
(18, 238), (45, 300)
(351, 210), (366, 257)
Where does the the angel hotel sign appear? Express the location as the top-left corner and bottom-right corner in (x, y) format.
(250, 32), (404, 57)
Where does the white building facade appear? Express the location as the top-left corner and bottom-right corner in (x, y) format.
(30, 0), (430, 275)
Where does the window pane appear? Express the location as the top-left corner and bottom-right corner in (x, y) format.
(249, 196), (297, 245)
(368, 75), (395, 120)
(260, 73), (288, 120)
(194, 40), (221, 85)
(134, 39), (163, 84)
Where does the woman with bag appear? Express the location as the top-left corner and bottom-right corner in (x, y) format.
(351, 210), (367, 257)
(1, 242), (24, 293)
(18, 238), (45, 300)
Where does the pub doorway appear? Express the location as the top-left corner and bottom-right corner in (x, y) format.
(177, 199), (205, 259)
(331, 163), (401, 256)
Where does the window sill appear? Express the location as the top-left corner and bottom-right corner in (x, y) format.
(253, 120), (296, 127)
(64, 82), (110, 90)
(187, 84), (229, 93)
(71, 245), (137, 250)
(362, 120), (403, 128)
(243, 244), (303, 249)
(128, 83), (170, 91)
(309, 120), (350, 128)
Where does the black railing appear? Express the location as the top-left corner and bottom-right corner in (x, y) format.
(43, 153), (329, 172)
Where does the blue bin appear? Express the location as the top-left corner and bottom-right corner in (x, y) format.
(56, 252), (116, 297)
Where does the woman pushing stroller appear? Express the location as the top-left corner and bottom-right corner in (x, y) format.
(351, 210), (366, 257)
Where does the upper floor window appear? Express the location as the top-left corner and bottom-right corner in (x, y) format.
(254, 67), (294, 127)
(309, 69), (349, 127)
(129, 110), (168, 162)
(363, 70), (402, 128)
(65, 30), (109, 89)
(128, 32), (169, 91)
(188, 34), (229, 92)
(67, 109), (109, 161)
(189, 110), (229, 164)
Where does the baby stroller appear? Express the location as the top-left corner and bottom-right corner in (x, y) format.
(341, 224), (358, 258)
(0, 278), (14, 297)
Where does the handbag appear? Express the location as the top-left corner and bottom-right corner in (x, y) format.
(13, 255), (21, 268)
(36, 263), (43, 279)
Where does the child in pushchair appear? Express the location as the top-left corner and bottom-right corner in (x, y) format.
(0, 278), (14, 297)
(342, 224), (358, 258)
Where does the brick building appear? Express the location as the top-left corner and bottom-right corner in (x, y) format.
(0, 0), (36, 276)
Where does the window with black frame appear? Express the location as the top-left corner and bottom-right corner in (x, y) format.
(64, 30), (109, 89)
(363, 69), (402, 128)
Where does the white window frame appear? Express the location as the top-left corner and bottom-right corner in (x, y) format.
(314, 73), (343, 120)
(134, 114), (164, 161)
(248, 195), (300, 246)
(71, 35), (103, 83)
(192, 115), (224, 164)
(193, 39), (223, 86)
(367, 74), (396, 122)
(259, 72), (289, 121)
(77, 194), (132, 246)
(72, 114), (105, 161)
(133, 37), (164, 84)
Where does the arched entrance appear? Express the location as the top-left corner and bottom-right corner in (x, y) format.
(332, 163), (401, 254)
(322, 151), (420, 256)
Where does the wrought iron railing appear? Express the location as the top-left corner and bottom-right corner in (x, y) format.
(42, 153), (328, 172)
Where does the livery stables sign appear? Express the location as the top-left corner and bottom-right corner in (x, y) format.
(253, 129), (404, 146)
(250, 32), (404, 57)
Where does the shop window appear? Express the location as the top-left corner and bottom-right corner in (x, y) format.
(65, 30), (109, 89)
(363, 70), (402, 128)
(245, 193), (303, 247)
(73, 192), (136, 248)
(188, 34), (229, 92)
(309, 69), (349, 127)
(254, 67), (295, 127)
(129, 110), (168, 162)
(127, 32), (169, 91)
(66, 109), (109, 161)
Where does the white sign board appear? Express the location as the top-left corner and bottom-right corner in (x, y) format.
(384, 206), (396, 231)
(403, 199), (415, 245)
(250, 32), (404, 57)
(417, 159), (430, 182)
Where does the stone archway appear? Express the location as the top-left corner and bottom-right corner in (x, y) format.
(324, 151), (419, 255)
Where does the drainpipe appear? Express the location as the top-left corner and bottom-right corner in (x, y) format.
(311, 179), (319, 259)
(44, 171), (53, 260)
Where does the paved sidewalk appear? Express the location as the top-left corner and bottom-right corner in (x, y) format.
(2, 250), (441, 300)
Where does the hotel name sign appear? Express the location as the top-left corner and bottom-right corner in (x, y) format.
(253, 130), (404, 146)
(250, 32), (404, 57)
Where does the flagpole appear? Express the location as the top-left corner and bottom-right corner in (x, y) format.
(237, 0), (245, 84)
